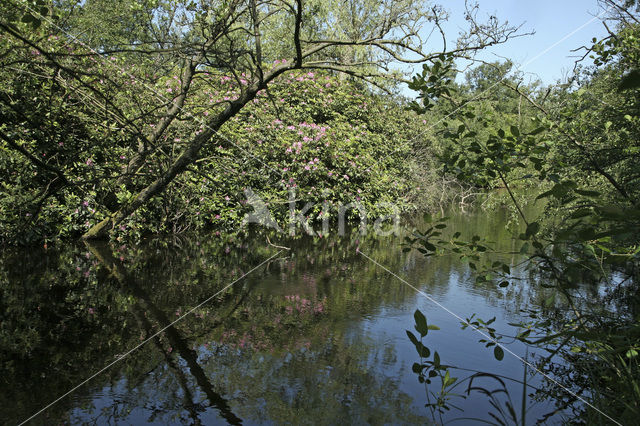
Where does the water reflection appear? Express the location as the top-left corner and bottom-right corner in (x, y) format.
(1, 208), (559, 424)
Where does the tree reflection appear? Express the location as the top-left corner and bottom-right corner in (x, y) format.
(1, 216), (549, 424)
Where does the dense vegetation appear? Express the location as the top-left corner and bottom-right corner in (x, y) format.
(2, 0), (640, 424)
(405, 2), (640, 422)
(0, 0), (520, 243)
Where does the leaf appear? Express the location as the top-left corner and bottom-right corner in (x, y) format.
(510, 125), (520, 137)
(544, 294), (556, 307)
(423, 241), (436, 252)
(416, 342), (430, 357)
(494, 345), (504, 361)
(414, 310), (429, 337)
(406, 330), (419, 346)
(569, 208), (592, 219)
(618, 69), (640, 91)
(525, 222), (540, 238)
(528, 126), (547, 136)
(21, 13), (36, 23)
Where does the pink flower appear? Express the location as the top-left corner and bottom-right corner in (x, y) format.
(88, 308), (95, 314)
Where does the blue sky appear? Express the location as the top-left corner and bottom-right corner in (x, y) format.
(406, 0), (610, 87)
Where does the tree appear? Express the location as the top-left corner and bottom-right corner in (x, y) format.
(0, 0), (522, 242)
(407, 1), (640, 421)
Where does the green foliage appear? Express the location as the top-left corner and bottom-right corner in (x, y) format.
(0, 28), (423, 244)
(407, 15), (640, 424)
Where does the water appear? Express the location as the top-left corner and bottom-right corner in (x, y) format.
(1, 208), (563, 424)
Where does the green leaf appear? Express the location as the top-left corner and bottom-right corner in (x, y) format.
(526, 222), (540, 238)
(574, 189), (600, 197)
(423, 242), (436, 252)
(406, 330), (419, 346)
(21, 13), (36, 23)
(494, 345), (504, 361)
(416, 342), (430, 357)
(510, 125), (520, 137)
(618, 69), (640, 91)
(528, 126), (547, 136)
(414, 309), (429, 337)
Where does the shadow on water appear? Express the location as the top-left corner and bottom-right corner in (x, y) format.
(0, 206), (562, 424)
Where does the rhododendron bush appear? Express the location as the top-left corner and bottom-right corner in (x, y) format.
(0, 0), (520, 243)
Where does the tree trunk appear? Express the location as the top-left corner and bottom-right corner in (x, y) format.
(82, 93), (251, 239)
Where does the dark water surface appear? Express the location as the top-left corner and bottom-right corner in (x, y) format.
(1, 208), (563, 425)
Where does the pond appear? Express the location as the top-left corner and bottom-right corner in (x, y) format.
(1, 207), (566, 425)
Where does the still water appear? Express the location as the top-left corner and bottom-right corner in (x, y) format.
(1, 208), (563, 424)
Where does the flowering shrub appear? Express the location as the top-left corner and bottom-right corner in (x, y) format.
(0, 27), (424, 243)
